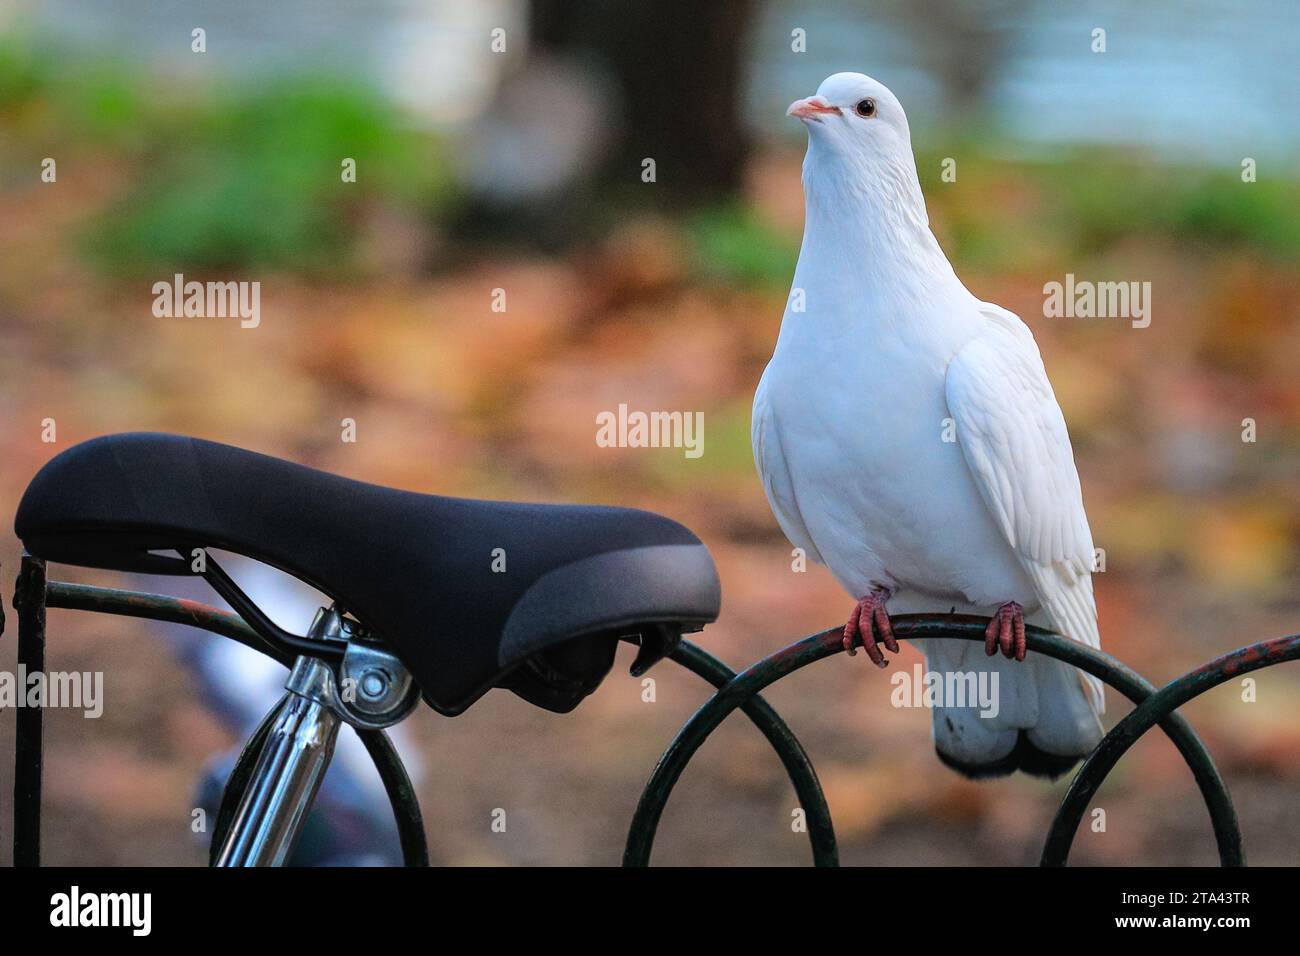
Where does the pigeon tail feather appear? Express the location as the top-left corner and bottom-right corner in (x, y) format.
(914, 636), (1103, 779)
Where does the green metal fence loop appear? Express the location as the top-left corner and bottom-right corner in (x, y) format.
(1041, 632), (1300, 866)
(624, 615), (1242, 867)
(664, 641), (838, 865)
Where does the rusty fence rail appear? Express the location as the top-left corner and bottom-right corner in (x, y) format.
(9, 554), (1296, 867)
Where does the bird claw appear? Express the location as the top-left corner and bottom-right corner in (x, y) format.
(842, 588), (897, 668)
(984, 601), (1027, 661)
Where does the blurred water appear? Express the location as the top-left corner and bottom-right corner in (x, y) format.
(754, 0), (1300, 163)
(12, 0), (1299, 162)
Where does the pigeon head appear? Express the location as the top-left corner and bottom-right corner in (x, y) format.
(789, 72), (927, 230)
(788, 73), (912, 156)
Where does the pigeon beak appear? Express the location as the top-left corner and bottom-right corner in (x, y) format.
(787, 96), (840, 123)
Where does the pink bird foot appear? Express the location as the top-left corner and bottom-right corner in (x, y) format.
(842, 587), (899, 668)
(985, 601), (1027, 661)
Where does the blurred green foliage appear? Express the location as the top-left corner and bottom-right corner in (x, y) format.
(917, 143), (1300, 269)
(0, 35), (47, 112)
(688, 146), (1299, 292)
(0, 36), (455, 278)
(84, 79), (454, 277)
(2, 34), (1296, 283)
(686, 203), (800, 289)
(1031, 155), (1300, 257)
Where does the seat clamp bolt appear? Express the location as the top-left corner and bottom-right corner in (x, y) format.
(360, 670), (388, 700)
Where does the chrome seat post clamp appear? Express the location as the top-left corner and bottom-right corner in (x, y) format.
(214, 604), (419, 866)
(301, 605), (420, 731)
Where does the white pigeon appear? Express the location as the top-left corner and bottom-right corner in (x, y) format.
(753, 72), (1104, 777)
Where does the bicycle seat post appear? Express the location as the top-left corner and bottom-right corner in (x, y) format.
(213, 654), (342, 867)
(214, 605), (417, 867)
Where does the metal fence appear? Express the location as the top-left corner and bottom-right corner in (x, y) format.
(9, 553), (1295, 866)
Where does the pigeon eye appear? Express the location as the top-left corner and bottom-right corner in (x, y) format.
(855, 98), (876, 118)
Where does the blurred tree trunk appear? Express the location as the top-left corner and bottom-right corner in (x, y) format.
(529, 0), (753, 204)
(888, 0), (1029, 115)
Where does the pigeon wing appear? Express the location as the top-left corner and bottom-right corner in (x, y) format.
(753, 372), (823, 564)
(945, 303), (1103, 711)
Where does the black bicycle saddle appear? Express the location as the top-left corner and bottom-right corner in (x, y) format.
(14, 433), (721, 715)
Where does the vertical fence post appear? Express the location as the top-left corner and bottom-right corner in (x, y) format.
(13, 554), (47, 867)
